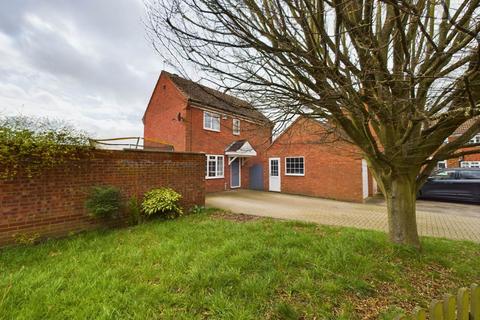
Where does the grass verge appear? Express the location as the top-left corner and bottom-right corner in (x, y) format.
(1, 209), (479, 319)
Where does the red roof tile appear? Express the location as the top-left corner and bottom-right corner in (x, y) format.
(164, 71), (270, 123)
(452, 117), (479, 135)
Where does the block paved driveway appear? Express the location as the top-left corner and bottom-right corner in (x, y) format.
(206, 190), (480, 242)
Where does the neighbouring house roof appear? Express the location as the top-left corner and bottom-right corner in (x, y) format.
(225, 140), (257, 157)
(270, 116), (351, 148)
(452, 117), (480, 135)
(164, 71), (271, 123)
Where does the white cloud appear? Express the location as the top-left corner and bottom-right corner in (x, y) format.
(0, 0), (164, 138)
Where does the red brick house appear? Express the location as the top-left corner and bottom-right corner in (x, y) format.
(444, 118), (480, 169)
(143, 71), (272, 192)
(265, 117), (375, 202)
(143, 71), (375, 202)
(144, 71), (478, 202)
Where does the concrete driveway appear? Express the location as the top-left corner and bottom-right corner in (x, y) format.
(206, 190), (480, 242)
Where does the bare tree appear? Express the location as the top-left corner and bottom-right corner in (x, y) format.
(145, 0), (480, 247)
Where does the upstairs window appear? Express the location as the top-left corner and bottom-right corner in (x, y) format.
(204, 111), (220, 132)
(206, 155), (224, 178)
(285, 157), (305, 176)
(469, 134), (480, 144)
(232, 119), (240, 135)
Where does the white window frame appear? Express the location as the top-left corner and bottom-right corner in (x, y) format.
(206, 155), (224, 179)
(203, 111), (221, 132)
(232, 118), (240, 135)
(285, 156), (305, 176)
(436, 160), (448, 169)
(461, 161), (480, 168)
(469, 134), (480, 144)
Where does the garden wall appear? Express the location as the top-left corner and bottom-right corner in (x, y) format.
(0, 149), (205, 246)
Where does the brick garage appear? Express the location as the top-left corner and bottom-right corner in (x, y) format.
(265, 117), (372, 202)
(0, 149), (205, 246)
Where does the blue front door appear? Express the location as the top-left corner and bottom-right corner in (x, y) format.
(231, 158), (240, 188)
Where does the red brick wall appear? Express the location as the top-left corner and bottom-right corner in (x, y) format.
(447, 154), (480, 167)
(447, 157), (460, 168)
(446, 136), (480, 167)
(187, 107), (272, 192)
(464, 153), (480, 162)
(0, 150), (205, 247)
(143, 74), (188, 150)
(266, 118), (365, 202)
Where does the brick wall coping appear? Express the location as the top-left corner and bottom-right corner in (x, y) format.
(89, 149), (205, 156)
(121, 149), (205, 156)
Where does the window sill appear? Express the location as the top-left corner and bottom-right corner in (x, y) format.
(205, 176), (225, 180)
(285, 173), (305, 176)
(203, 127), (221, 132)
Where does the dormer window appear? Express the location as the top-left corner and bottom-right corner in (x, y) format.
(469, 134), (480, 144)
(203, 111), (220, 132)
(233, 119), (240, 135)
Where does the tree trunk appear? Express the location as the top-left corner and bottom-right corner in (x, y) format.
(384, 176), (421, 248)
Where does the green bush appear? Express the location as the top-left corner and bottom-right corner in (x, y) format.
(85, 186), (122, 218)
(0, 116), (91, 179)
(141, 188), (183, 218)
(13, 232), (40, 245)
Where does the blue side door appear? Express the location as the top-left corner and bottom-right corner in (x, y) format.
(249, 164), (264, 190)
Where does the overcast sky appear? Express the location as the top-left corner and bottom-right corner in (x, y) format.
(0, 0), (168, 138)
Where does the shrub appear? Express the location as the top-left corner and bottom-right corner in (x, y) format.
(0, 116), (91, 179)
(85, 186), (122, 218)
(13, 232), (40, 245)
(141, 188), (183, 218)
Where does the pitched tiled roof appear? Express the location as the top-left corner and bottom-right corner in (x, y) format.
(452, 117), (479, 135)
(225, 140), (247, 153)
(164, 71), (270, 123)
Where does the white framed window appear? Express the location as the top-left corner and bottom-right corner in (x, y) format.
(206, 155), (224, 178)
(203, 111), (220, 132)
(461, 161), (480, 168)
(469, 134), (480, 144)
(285, 157), (305, 176)
(436, 160), (447, 169)
(232, 119), (240, 135)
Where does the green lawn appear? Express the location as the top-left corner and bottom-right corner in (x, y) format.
(1, 210), (479, 320)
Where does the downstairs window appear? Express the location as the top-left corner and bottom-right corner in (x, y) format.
(206, 155), (224, 178)
(285, 157), (305, 176)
